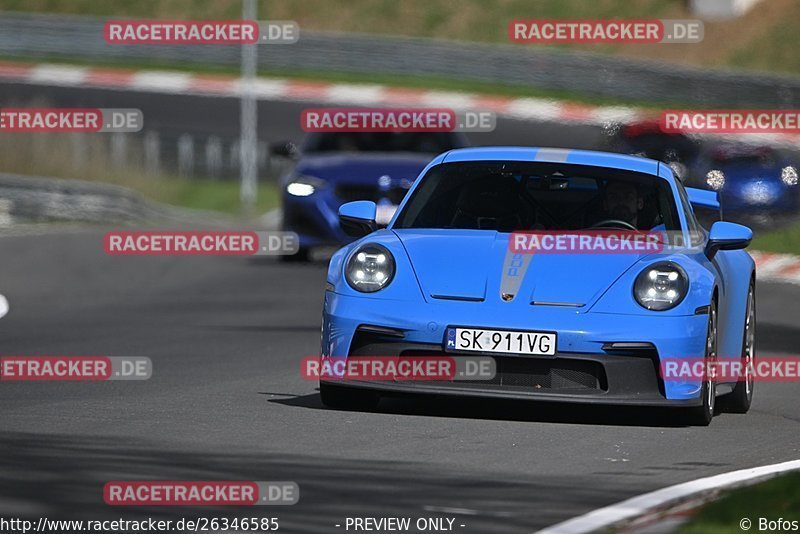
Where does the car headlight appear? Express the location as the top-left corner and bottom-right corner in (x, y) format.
(633, 262), (688, 311)
(781, 166), (798, 186)
(346, 244), (395, 293)
(706, 170), (725, 191)
(286, 175), (326, 197)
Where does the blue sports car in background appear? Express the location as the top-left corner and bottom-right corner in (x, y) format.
(320, 147), (755, 425)
(277, 131), (468, 261)
(691, 144), (799, 217)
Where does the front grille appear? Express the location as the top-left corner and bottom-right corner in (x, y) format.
(398, 351), (606, 392)
(347, 333), (608, 394)
(494, 357), (603, 390)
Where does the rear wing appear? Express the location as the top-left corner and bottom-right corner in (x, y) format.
(686, 187), (720, 211)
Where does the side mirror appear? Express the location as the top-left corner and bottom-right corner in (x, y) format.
(705, 221), (752, 260)
(339, 201), (378, 238)
(269, 141), (299, 159)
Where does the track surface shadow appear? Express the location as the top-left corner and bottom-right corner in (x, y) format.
(0, 432), (642, 533)
(269, 391), (701, 428)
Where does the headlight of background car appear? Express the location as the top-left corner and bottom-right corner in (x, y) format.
(781, 166), (798, 186)
(286, 175), (326, 197)
(706, 170), (725, 191)
(633, 262), (688, 311)
(346, 244), (395, 293)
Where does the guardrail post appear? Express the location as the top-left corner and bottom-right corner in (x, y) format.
(205, 136), (223, 179)
(144, 131), (161, 175)
(71, 133), (87, 172)
(111, 133), (127, 169)
(177, 134), (194, 178)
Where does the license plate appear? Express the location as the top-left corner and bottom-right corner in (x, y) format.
(445, 327), (556, 356)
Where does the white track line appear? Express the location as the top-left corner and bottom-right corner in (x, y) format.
(129, 71), (192, 93)
(326, 83), (386, 105)
(536, 458), (800, 533)
(232, 78), (289, 99)
(28, 64), (88, 86)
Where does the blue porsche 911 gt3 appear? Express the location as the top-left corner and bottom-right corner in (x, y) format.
(320, 147), (755, 425)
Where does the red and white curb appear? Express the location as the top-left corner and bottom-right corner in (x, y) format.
(0, 61), (637, 125)
(751, 250), (800, 285)
(1, 61), (799, 148)
(537, 458), (800, 533)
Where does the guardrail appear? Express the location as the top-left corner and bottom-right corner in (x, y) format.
(1, 12), (799, 107)
(0, 172), (223, 224)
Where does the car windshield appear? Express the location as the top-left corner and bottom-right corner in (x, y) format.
(393, 161), (681, 232)
(303, 132), (459, 154)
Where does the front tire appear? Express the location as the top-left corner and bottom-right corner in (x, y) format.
(686, 300), (718, 426)
(721, 281), (755, 413)
(320, 382), (379, 411)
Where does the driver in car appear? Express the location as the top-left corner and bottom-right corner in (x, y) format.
(598, 180), (668, 235)
(603, 180), (644, 229)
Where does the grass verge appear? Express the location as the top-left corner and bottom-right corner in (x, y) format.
(679, 472), (800, 533)
(751, 222), (800, 255)
(137, 178), (279, 215)
(0, 131), (280, 216)
(6, 0), (800, 76)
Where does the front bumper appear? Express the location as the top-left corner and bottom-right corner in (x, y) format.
(321, 351), (702, 407)
(322, 291), (710, 404)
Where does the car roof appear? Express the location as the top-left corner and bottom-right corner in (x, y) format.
(438, 146), (665, 179)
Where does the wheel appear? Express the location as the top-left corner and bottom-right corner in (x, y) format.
(686, 300), (718, 426)
(721, 282), (755, 413)
(280, 247), (311, 262)
(320, 382), (379, 411)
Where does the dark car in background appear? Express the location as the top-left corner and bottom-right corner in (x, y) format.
(275, 131), (468, 261)
(688, 144), (799, 220)
(607, 119), (701, 182)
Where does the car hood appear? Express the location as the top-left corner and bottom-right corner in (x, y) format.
(394, 229), (646, 307)
(295, 153), (433, 183)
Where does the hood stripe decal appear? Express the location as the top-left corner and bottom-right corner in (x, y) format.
(499, 250), (533, 302)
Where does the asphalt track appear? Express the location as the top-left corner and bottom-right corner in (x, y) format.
(1, 230), (800, 533)
(0, 83), (799, 533)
